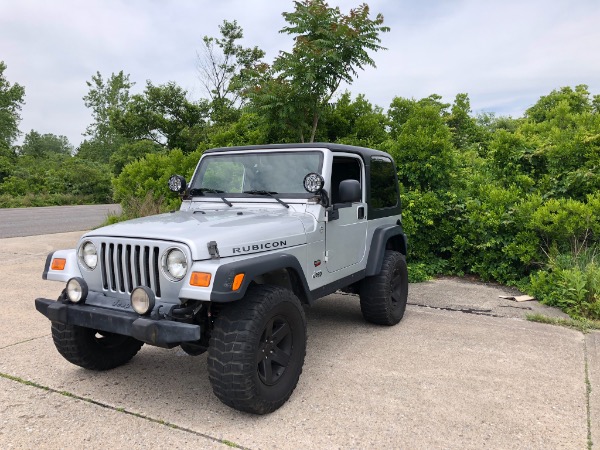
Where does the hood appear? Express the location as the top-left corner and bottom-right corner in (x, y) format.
(84, 208), (310, 260)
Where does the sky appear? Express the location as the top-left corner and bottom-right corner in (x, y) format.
(2, 0), (600, 148)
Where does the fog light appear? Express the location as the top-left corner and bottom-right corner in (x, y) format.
(131, 286), (155, 315)
(66, 277), (88, 304)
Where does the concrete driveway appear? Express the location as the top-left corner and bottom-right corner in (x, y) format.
(0, 231), (596, 449)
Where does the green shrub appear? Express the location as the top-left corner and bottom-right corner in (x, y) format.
(529, 247), (600, 318)
(0, 154), (112, 204)
(0, 193), (97, 208)
(112, 148), (203, 217)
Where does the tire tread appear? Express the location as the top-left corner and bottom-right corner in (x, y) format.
(207, 285), (306, 414)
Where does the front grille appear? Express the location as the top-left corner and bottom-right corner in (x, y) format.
(100, 243), (161, 298)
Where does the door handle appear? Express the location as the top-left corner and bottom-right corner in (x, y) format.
(357, 206), (365, 220)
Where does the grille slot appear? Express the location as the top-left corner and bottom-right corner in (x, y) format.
(100, 242), (161, 297)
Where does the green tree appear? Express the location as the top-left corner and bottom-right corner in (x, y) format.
(386, 97), (455, 192)
(109, 140), (164, 176)
(111, 81), (210, 153)
(446, 93), (477, 150)
(388, 94), (449, 139)
(247, 0), (389, 142)
(525, 85), (591, 123)
(79, 71), (134, 162)
(0, 61), (25, 149)
(18, 130), (73, 158)
(198, 20), (265, 121)
(0, 145), (16, 182)
(321, 92), (388, 146)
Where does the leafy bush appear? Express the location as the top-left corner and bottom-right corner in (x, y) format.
(0, 193), (98, 208)
(0, 154), (112, 205)
(529, 248), (600, 318)
(112, 148), (203, 216)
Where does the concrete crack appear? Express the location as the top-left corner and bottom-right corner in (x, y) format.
(0, 372), (250, 449)
(0, 334), (49, 350)
(584, 338), (593, 450)
(407, 302), (502, 318)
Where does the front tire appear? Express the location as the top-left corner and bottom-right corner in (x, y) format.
(360, 251), (408, 325)
(207, 285), (307, 414)
(51, 323), (143, 371)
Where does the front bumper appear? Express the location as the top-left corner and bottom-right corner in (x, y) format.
(35, 298), (201, 347)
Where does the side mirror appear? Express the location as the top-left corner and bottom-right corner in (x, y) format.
(168, 175), (187, 194)
(338, 179), (361, 203)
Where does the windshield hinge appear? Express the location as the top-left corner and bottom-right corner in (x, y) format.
(207, 241), (220, 259)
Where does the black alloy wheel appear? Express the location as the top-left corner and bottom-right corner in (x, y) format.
(257, 315), (293, 386)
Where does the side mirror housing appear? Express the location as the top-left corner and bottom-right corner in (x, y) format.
(338, 179), (361, 203)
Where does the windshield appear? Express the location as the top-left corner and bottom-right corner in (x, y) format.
(190, 151), (323, 196)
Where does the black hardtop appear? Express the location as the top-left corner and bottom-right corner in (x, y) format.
(204, 143), (393, 162)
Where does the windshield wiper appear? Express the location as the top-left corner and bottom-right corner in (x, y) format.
(243, 190), (289, 208)
(188, 187), (232, 207)
(189, 187), (225, 195)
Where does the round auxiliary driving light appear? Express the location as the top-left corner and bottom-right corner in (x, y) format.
(131, 286), (155, 315)
(78, 241), (98, 270)
(168, 174), (187, 193)
(303, 172), (324, 194)
(162, 248), (188, 281)
(66, 277), (88, 304)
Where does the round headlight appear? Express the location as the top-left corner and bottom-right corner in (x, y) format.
(66, 277), (88, 304)
(78, 241), (97, 270)
(162, 248), (188, 281)
(131, 286), (155, 315)
(303, 172), (324, 194)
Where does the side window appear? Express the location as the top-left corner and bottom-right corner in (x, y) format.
(331, 156), (362, 204)
(370, 156), (398, 209)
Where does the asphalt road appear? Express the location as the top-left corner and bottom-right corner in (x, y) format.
(0, 204), (121, 238)
(0, 211), (596, 449)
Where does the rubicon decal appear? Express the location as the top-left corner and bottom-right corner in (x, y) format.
(233, 240), (287, 254)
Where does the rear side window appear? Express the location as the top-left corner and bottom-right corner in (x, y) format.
(370, 156), (398, 209)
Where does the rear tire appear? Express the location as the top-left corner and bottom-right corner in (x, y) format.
(360, 251), (408, 325)
(207, 285), (307, 414)
(51, 323), (143, 371)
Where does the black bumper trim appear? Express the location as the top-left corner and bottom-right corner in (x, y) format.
(35, 298), (201, 347)
(42, 252), (54, 280)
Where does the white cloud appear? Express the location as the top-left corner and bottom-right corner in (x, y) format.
(1, 0), (599, 147)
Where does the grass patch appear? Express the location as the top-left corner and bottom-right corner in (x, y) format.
(0, 372), (49, 390)
(526, 313), (600, 333)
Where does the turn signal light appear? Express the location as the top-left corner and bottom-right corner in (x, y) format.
(232, 273), (245, 291)
(189, 272), (211, 287)
(51, 258), (66, 270)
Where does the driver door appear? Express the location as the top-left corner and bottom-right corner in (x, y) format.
(325, 155), (368, 273)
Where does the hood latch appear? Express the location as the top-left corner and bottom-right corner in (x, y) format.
(207, 241), (220, 259)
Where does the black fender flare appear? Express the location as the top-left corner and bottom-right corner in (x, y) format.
(365, 224), (407, 277)
(210, 253), (311, 303)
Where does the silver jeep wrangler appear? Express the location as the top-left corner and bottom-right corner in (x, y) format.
(36, 143), (408, 414)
